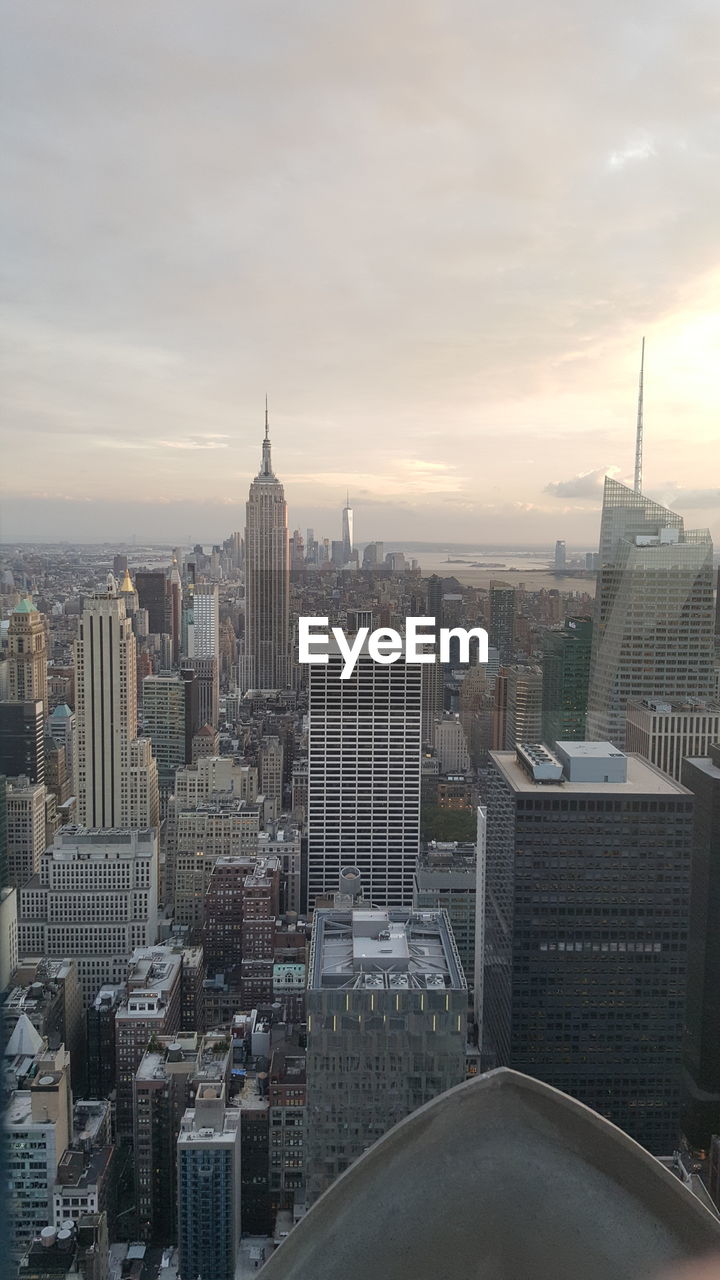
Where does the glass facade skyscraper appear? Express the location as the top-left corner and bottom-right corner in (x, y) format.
(541, 616), (593, 748)
(586, 478), (715, 747)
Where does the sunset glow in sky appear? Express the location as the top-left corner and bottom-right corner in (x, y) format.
(2, 1), (719, 545)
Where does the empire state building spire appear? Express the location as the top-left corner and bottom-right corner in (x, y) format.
(260, 395), (274, 478)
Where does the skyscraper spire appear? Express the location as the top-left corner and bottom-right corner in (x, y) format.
(260, 396), (273, 477)
(634, 337), (645, 494)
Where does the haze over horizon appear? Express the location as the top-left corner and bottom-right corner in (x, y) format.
(2, 2), (719, 546)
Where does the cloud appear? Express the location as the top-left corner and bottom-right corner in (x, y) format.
(545, 466), (620, 499)
(157, 438), (230, 450)
(607, 135), (657, 170)
(649, 484), (720, 511)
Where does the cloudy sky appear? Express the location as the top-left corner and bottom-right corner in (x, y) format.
(2, 1), (719, 547)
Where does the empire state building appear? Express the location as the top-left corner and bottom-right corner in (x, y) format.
(241, 405), (291, 690)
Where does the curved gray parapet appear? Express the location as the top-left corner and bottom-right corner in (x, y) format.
(261, 1069), (720, 1280)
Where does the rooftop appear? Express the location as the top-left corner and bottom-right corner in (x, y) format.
(628, 697), (720, 716)
(55, 1144), (112, 1191)
(309, 908), (466, 991)
(492, 750), (691, 797)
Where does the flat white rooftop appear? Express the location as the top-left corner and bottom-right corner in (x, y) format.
(492, 751), (691, 797)
(555, 741), (626, 760)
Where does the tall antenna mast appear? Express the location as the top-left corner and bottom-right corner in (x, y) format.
(634, 337), (645, 493)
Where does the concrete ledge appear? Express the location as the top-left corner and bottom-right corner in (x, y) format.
(261, 1068), (720, 1280)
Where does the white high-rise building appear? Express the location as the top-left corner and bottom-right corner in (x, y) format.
(187, 582), (219, 659)
(75, 584), (159, 829)
(586, 478), (715, 747)
(17, 826), (159, 1003)
(240, 406), (290, 691)
(342, 494), (354, 564)
(307, 645), (422, 908)
(432, 714), (470, 773)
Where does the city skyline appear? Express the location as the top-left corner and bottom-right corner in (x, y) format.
(2, 4), (719, 545)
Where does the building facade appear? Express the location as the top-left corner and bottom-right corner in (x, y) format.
(307, 649), (422, 908)
(177, 1084), (241, 1280)
(241, 408), (290, 691)
(18, 826), (159, 1003)
(586, 478), (715, 747)
(480, 741), (693, 1153)
(305, 906), (467, 1203)
(625, 697), (720, 782)
(541, 616), (593, 747)
(681, 742), (720, 1144)
(7, 599), (48, 715)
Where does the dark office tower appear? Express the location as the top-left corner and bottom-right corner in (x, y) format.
(135, 568), (169, 636)
(481, 741), (693, 1154)
(181, 656), (219, 730)
(426, 574), (444, 629)
(541, 616), (593, 748)
(0, 774), (7, 888)
(586, 478), (715, 747)
(0, 700), (44, 784)
(113, 553), (128, 578)
(681, 742), (720, 1144)
(241, 404), (290, 691)
(489, 582), (516, 664)
(87, 985), (124, 1098)
(307, 644), (422, 908)
(179, 666), (200, 751)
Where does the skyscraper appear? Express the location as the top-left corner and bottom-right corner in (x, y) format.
(625, 696), (720, 782)
(503, 665), (543, 750)
(143, 674), (194, 801)
(681, 742), (720, 1144)
(305, 905), (466, 1203)
(187, 582), (219, 659)
(489, 582), (515, 665)
(307, 643), (422, 908)
(342, 493), (354, 564)
(135, 568), (170, 637)
(0, 699), (45, 784)
(586, 478), (715, 746)
(480, 741), (693, 1154)
(541, 616), (593, 748)
(241, 405), (290, 691)
(74, 584), (159, 829)
(7, 599), (48, 715)
(177, 1083), (241, 1280)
